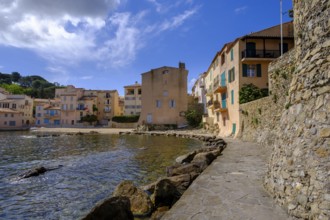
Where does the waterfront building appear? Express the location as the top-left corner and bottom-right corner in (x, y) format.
(124, 82), (142, 116)
(55, 85), (84, 126)
(202, 22), (294, 137)
(0, 108), (24, 130)
(118, 97), (125, 116)
(138, 62), (188, 127)
(34, 98), (61, 126)
(0, 90), (33, 126)
(96, 90), (120, 125)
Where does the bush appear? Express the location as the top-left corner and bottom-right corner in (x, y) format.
(112, 115), (139, 123)
(185, 109), (203, 127)
(239, 84), (268, 104)
(81, 115), (97, 125)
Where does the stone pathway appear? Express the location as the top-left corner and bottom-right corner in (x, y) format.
(162, 138), (293, 220)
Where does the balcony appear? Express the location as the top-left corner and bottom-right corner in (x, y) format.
(44, 113), (60, 118)
(213, 79), (227, 94)
(241, 49), (281, 60)
(214, 100), (227, 113)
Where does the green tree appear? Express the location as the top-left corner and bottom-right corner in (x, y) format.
(1, 84), (24, 94)
(81, 114), (98, 125)
(11, 72), (21, 82)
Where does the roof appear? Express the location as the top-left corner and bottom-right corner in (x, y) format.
(241, 21), (294, 39)
(124, 83), (141, 88)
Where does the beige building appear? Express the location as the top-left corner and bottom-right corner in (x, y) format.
(203, 22), (294, 137)
(34, 99), (61, 127)
(0, 90), (33, 126)
(0, 108), (24, 130)
(118, 97), (125, 116)
(138, 62), (188, 127)
(124, 82), (142, 115)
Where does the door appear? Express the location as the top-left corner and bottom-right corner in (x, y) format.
(232, 123), (236, 135)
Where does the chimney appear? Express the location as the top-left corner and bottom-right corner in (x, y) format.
(179, 62), (185, 69)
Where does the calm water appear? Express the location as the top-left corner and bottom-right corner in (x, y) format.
(0, 131), (202, 220)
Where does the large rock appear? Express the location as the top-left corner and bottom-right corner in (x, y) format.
(166, 173), (199, 194)
(191, 152), (216, 165)
(82, 196), (134, 220)
(175, 151), (197, 164)
(151, 179), (181, 208)
(113, 180), (153, 217)
(150, 206), (169, 220)
(166, 163), (204, 177)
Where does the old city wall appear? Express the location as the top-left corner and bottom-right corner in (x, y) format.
(239, 0), (329, 219)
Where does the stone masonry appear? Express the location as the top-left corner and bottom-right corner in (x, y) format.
(239, 0), (329, 219)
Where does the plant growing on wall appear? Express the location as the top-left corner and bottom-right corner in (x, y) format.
(239, 84), (268, 104)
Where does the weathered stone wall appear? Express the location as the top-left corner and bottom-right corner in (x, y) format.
(239, 0), (329, 219)
(239, 49), (296, 147)
(265, 0), (330, 219)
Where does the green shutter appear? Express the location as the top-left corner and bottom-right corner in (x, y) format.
(242, 64), (247, 77)
(228, 71), (231, 83)
(257, 64), (262, 77)
(231, 49), (234, 61)
(231, 90), (234, 104)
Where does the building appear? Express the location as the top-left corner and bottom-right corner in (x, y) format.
(118, 97), (125, 116)
(124, 82), (142, 115)
(138, 62), (188, 127)
(0, 90), (33, 126)
(55, 85), (84, 126)
(96, 90), (120, 125)
(0, 108), (24, 130)
(192, 72), (207, 114)
(203, 22), (294, 137)
(34, 99), (61, 127)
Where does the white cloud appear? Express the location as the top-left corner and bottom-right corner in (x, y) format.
(188, 78), (197, 88)
(234, 6), (247, 14)
(0, 0), (199, 71)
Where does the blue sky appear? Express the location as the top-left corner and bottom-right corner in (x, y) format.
(0, 0), (293, 96)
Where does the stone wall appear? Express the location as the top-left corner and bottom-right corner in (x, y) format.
(239, 0), (329, 219)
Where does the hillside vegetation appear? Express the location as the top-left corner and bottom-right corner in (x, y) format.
(0, 72), (63, 98)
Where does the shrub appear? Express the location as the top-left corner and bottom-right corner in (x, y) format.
(239, 84), (269, 104)
(112, 115), (139, 123)
(184, 109), (203, 127)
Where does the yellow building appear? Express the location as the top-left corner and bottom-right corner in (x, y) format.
(203, 22), (294, 137)
(96, 90), (120, 125)
(124, 82), (141, 115)
(118, 97), (125, 116)
(138, 62), (188, 127)
(55, 85), (84, 126)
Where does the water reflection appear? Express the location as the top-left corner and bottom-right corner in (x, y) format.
(0, 131), (201, 220)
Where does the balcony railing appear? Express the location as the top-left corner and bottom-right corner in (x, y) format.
(213, 79), (227, 93)
(214, 100), (227, 113)
(44, 113), (60, 117)
(241, 49), (281, 59)
(207, 100), (213, 108)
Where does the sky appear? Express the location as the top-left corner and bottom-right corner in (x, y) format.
(0, 0), (293, 96)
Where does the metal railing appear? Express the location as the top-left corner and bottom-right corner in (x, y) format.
(241, 49), (281, 59)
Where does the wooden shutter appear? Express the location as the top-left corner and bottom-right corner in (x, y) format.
(257, 64), (262, 77)
(242, 64), (247, 77)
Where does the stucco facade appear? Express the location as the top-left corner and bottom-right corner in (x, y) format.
(202, 22), (294, 137)
(138, 62), (188, 127)
(34, 99), (61, 127)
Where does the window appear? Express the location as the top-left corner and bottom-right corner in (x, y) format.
(169, 100), (176, 108)
(4, 121), (7, 125)
(163, 70), (169, 74)
(44, 118), (49, 124)
(70, 104), (73, 110)
(3, 103), (9, 108)
(228, 67), (235, 83)
(9, 121), (16, 126)
(11, 114), (14, 117)
(138, 89), (142, 95)
(12, 104), (16, 109)
(63, 96), (66, 101)
(5, 114), (7, 117)
(230, 48), (234, 61)
(231, 90), (234, 104)
(221, 53), (225, 65)
(70, 96), (73, 101)
(37, 113), (41, 117)
(163, 90), (168, 96)
(126, 89), (134, 95)
(242, 64), (262, 77)
(156, 100), (161, 108)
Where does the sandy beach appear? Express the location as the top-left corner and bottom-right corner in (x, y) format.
(31, 127), (134, 134)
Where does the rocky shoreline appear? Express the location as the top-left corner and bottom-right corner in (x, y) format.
(82, 131), (226, 220)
